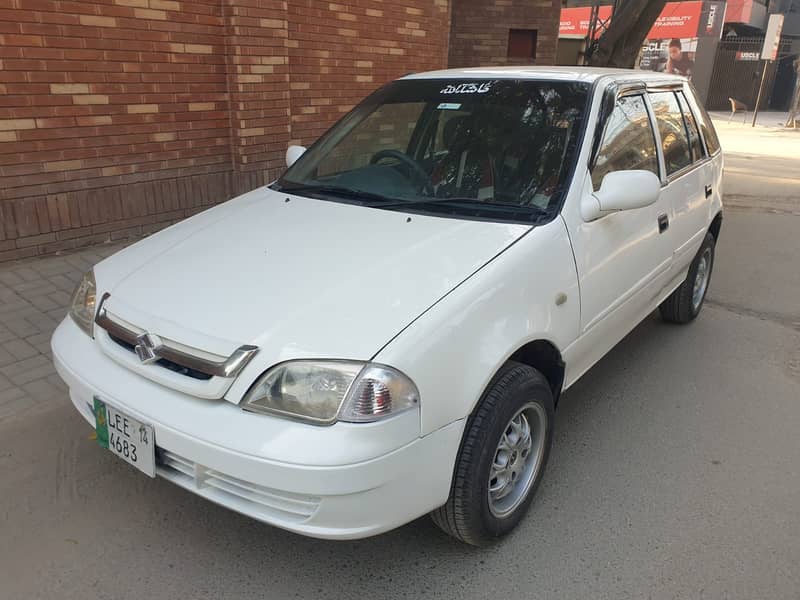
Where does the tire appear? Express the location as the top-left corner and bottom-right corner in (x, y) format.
(659, 232), (715, 324)
(430, 361), (554, 546)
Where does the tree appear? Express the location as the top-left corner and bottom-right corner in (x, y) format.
(587, 0), (668, 68)
(786, 57), (800, 128)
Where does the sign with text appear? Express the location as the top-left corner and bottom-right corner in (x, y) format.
(649, 1), (703, 39)
(558, 5), (612, 38)
(761, 14), (784, 61)
(640, 37), (698, 79)
(559, 1), (723, 40)
(701, 1), (726, 39)
(736, 51), (761, 61)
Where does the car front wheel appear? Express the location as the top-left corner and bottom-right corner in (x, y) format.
(431, 362), (554, 546)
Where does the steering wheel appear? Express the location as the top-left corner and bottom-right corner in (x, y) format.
(369, 149), (434, 196)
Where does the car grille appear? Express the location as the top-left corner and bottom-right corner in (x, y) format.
(157, 449), (321, 523)
(94, 292), (258, 384)
(108, 334), (212, 381)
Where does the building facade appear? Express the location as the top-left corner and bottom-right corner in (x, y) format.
(0, 0), (560, 262)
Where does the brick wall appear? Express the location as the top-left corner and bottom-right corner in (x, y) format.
(285, 0), (449, 144)
(0, 0), (560, 263)
(0, 0), (450, 262)
(449, 0), (560, 68)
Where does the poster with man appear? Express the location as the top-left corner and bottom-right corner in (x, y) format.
(666, 38), (696, 76)
(639, 37), (697, 79)
(634, 0), (724, 81)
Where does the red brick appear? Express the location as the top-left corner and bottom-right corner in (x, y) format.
(1, 34), (44, 47)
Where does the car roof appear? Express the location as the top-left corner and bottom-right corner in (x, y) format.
(401, 66), (687, 86)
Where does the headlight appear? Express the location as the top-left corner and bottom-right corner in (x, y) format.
(69, 269), (97, 337)
(241, 360), (419, 425)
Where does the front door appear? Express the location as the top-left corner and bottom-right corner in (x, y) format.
(562, 92), (675, 382)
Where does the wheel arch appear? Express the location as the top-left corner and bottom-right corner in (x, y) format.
(709, 211), (723, 242)
(506, 339), (565, 406)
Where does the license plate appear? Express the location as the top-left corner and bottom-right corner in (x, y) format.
(94, 397), (156, 478)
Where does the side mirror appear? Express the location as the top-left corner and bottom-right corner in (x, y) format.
(285, 145), (307, 168)
(581, 170), (661, 222)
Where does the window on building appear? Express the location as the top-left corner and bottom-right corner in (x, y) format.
(507, 29), (538, 59)
(649, 91), (692, 176)
(591, 95), (659, 190)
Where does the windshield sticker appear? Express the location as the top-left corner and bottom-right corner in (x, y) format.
(439, 82), (492, 95)
(437, 102), (462, 110)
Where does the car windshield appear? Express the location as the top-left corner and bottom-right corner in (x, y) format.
(274, 78), (590, 223)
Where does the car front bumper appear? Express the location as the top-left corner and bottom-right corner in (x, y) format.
(52, 318), (464, 540)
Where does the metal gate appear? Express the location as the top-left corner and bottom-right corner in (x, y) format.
(771, 36), (800, 111)
(706, 36), (800, 111)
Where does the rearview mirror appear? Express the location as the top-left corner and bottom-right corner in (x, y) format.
(285, 145), (307, 168)
(581, 170), (661, 222)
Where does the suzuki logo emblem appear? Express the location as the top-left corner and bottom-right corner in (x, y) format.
(134, 332), (162, 365)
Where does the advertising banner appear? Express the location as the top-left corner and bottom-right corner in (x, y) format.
(558, 5), (612, 38)
(558, 1), (727, 81)
(640, 37), (698, 79)
(559, 1), (725, 41)
(647, 1), (703, 38)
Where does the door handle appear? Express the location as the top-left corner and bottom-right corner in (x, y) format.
(658, 213), (669, 234)
(705, 184), (713, 198)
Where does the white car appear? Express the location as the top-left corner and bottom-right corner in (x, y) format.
(53, 67), (723, 545)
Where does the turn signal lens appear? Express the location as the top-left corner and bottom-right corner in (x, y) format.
(339, 364), (419, 423)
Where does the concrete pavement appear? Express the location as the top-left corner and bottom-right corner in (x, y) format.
(0, 245), (123, 421)
(710, 110), (800, 205)
(0, 118), (798, 599)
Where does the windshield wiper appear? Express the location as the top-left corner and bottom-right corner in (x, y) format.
(274, 183), (393, 205)
(275, 183), (548, 217)
(373, 196), (487, 209)
(374, 196), (547, 215)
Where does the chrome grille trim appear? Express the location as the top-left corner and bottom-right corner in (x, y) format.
(94, 293), (258, 379)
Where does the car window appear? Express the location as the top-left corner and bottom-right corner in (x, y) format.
(683, 86), (721, 155)
(677, 91), (704, 161)
(278, 79), (590, 223)
(317, 102), (426, 177)
(431, 108), (471, 155)
(649, 91), (692, 176)
(591, 94), (659, 190)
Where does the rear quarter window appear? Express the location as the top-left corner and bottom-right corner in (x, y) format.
(684, 86), (721, 155)
(677, 91), (705, 161)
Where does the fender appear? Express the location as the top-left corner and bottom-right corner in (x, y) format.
(374, 217), (580, 435)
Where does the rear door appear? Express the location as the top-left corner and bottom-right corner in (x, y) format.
(647, 88), (709, 278)
(685, 84), (724, 224)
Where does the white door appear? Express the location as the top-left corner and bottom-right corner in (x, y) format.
(571, 93), (675, 332)
(562, 92), (675, 381)
(648, 89), (708, 279)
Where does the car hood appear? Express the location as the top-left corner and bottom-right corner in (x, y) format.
(97, 187), (530, 364)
